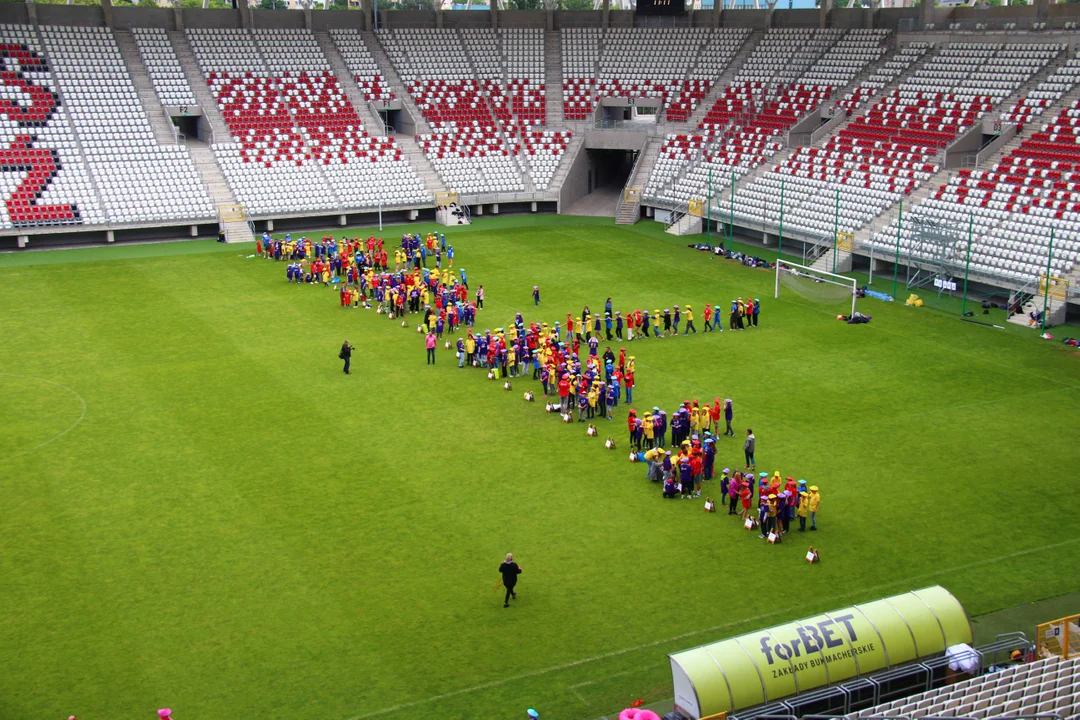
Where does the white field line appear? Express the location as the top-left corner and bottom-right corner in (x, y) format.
(347, 536), (1080, 720)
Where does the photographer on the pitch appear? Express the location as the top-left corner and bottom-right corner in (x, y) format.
(340, 340), (354, 375)
(499, 553), (522, 608)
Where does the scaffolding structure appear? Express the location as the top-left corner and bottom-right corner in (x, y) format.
(906, 215), (965, 297)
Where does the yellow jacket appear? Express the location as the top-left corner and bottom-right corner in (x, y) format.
(808, 491), (821, 512)
(642, 415), (654, 438)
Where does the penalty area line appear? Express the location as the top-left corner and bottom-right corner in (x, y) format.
(346, 536), (1079, 720)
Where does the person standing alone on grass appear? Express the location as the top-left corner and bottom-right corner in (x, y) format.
(425, 332), (437, 365)
(744, 428), (756, 471)
(533, 285), (540, 306)
(499, 553), (522, 607)
(340, 340), (354, 375)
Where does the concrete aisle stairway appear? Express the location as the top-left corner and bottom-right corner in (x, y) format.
(114, 29), (176, 146)
(315, 31), (387, 133)
(617, 136), (661, 224)
(168, 30), (229, 142)
(363, 30), (432, 135)
(681, 30), (763, 132)
(315, 31), (445, 198)
(188, 142), (251, 243)
(545, 30), (564, 127)
(394, 135), (447, 197)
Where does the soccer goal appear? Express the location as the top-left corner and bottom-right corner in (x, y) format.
(775, 259), (857, 317)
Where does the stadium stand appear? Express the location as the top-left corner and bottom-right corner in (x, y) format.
(864, 43), (1079, 285)
(721, 41), (1061, 254)
(1001, 45), (1080, 129)
(646, 29), (889, 211)
(131, 27), (198, 109)
(503, 28), (546, 128)
(594, 28), (711, 118)
(561, 28), (601, 121)
(39, 25), (213, 225)
(869, 97), (1080, 284)
(0, 24), (103, 229)
(186, 27), (425, 216)
(843, 655), (1080, 719)
(835, 42), (931, 115)
(327, 28), (393, 104)
(2, 4), (1080, 312)
(667, 28), (751, 123)
(376, 28), (525, 195)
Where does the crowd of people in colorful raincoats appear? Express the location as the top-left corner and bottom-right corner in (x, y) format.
(254, 229), (818, 538)
(261, 230), (482, 328)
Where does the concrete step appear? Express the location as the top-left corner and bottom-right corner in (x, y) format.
(394, 134), (446, 196)
(545, 31), (564, 126)
(684, 30), (764, 131)
(188, 143), (238, 207)
(114, 29), (177, 146)
(363, 30), (432, 135)
(170, 30), (228, 143)
(315, 31), (389, 135)
(223, 219), (254, 244)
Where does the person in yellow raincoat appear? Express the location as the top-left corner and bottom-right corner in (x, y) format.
(642, 411), (655, 449)
(808, 485), (821, 530)
(797, 491), (809, 532)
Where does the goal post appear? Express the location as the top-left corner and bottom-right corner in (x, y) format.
(775, 259), (857, 317)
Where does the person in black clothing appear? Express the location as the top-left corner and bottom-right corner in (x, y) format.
(499, 552), (522, 608)
(340, 340), (354, 374)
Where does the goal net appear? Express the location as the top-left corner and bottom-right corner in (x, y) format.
(775, 259), (857, 317)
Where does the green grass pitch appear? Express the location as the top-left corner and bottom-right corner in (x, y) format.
(1, 215), (1079, 720)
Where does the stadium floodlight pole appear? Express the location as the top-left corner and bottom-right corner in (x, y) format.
(729, 169), (735, 253)
(778, 178), (785, 261)
(961, 211), (973, 316)
(1042, 227), (1055, 331)
(892, 198), (903, 301)
(832, 187), (839, 274)
(707, 166), (712, 241)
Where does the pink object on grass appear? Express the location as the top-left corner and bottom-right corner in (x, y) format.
(618, 709), (660, 720)
(158, 710), (172, 719)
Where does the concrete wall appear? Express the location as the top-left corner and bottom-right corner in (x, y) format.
(112, 7), (174, 31)
(311, 10), (364, 31)
(875, 7), (919, 31)
(249, 9), (305, 29)
(0, 3), (30, 25)
(721, 10), (767, 29)
(500, 10), (546, 28)
(770, 9), (818, 28)
(609, 10), (634, 28)
(584, 129), (647, 151)
(36, 4), (105, 27)
(691, 10), (715, 28)
(379, 9), (438, 28)
(831, 8), (870, 29)
(182, 9), (248, 29)
(553, 11), (602, 29)
(442, 11), (491, 28)
(559, 141), (592, 213)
